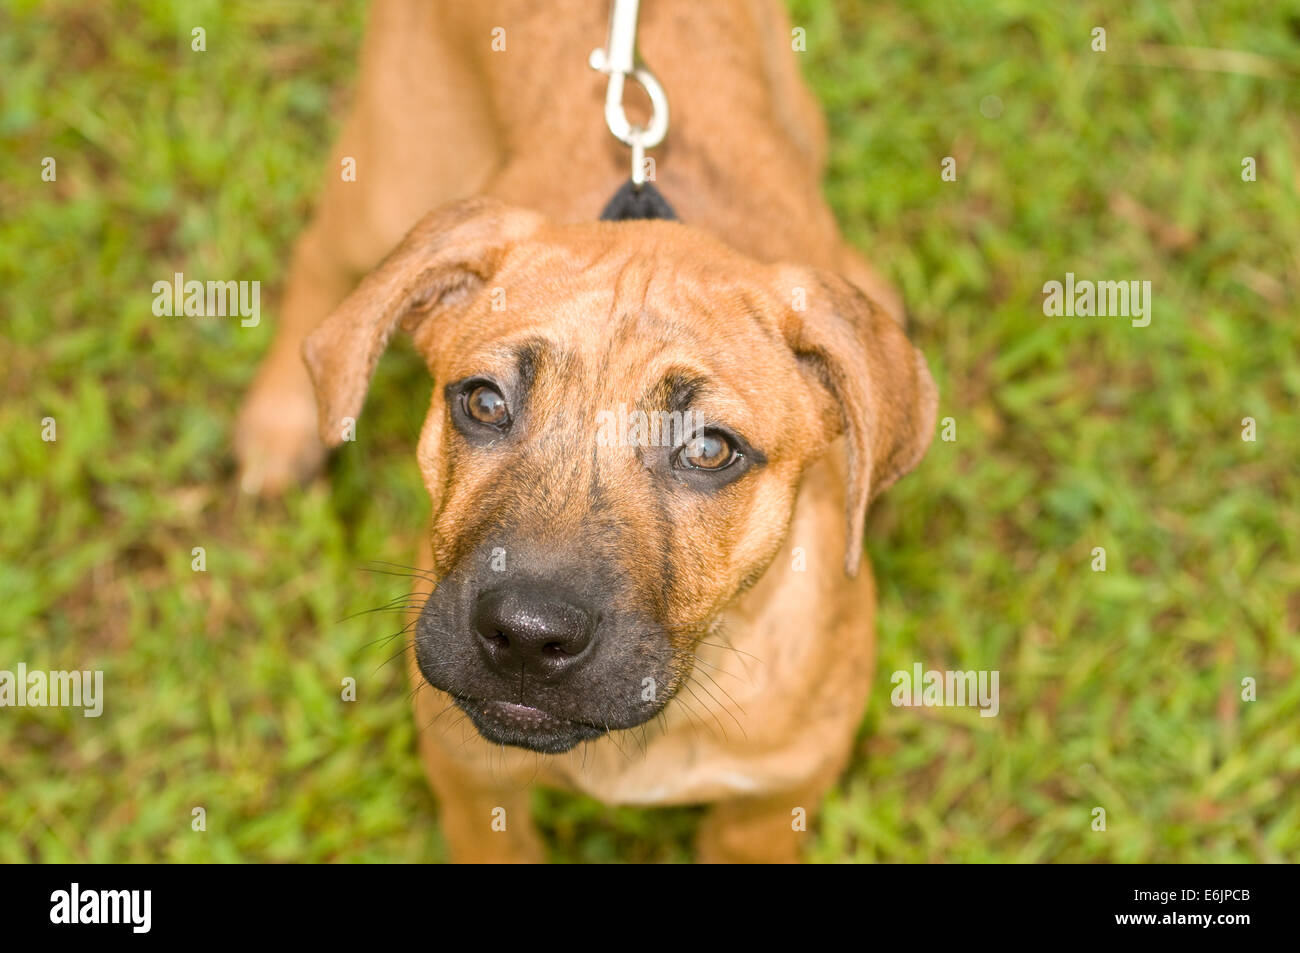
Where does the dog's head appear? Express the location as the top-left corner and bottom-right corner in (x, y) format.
(304, 198), (936, 753)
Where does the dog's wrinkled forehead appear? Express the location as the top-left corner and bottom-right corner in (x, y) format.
(413, 226), (814, 447)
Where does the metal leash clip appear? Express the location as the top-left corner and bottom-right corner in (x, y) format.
(589, 0), (669, 187)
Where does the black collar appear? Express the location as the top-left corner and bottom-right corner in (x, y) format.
(598, 180), (677, 221)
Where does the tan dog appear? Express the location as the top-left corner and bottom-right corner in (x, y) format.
(236, 0), (936, 863)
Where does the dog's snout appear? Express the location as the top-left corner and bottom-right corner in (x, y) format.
(472, 585), (595, 676)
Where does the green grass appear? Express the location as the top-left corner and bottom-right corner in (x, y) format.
(2, 0), (1297, 862)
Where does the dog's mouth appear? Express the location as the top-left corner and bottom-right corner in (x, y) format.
(454, 696), (608, 754)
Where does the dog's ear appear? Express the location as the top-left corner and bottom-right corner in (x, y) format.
(772, 266), (938, 577)
(302, 198), (543, 446)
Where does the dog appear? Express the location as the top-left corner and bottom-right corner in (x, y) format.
(235, 0), (937, 862)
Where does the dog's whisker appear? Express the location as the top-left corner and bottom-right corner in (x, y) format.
(654, 709), (670, 739)
(410, 673), (447, 705)
(693, 639), (764, 666)
(378, 639), (418, 673)
(455, 713), (482, 750)
(602, 721), (633, 762)
(690, 654), (744, 683)
(681, 680), (729, 741)
(687, 672), (747, 739)
(423, 697), (461, 735)
(360, 560), (439, 581)
(669, 692), (706, 739)
(354, 620), (419, 656)
(627, 723), (648, 759)
(339, 593), (430, 624)
(692, 666), (748, 722)
(718, 631), (764, 683)
(525, 750), (543, 787)
(418, 696), (458, 735)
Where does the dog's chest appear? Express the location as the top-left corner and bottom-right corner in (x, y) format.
(544, 583), (875, 805)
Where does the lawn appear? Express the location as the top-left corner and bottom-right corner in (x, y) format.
(1, 0), (1297, 862)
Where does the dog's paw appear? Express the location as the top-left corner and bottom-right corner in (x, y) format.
(234, 378), (326, 496)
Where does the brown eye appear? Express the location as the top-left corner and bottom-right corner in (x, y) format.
(678, 431), (736, 470)
(465, 384), (509, 427)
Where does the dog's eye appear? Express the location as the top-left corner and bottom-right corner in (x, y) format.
(677, 431), (738, 471)
(465, 384), (510, 427)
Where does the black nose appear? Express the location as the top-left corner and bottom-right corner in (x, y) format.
(472, 585), (595, 677)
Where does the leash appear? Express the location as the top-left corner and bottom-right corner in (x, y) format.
(590, 0), (677, 221)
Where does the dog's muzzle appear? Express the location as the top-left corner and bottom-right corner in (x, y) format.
(414, 553), (677, 754)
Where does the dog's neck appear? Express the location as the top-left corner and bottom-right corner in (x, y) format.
(453, 1), (844, 270)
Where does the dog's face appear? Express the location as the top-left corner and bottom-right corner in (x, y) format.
(304, 199), (935, 753)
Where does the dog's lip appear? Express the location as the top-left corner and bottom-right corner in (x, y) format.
(452, 696), (609, 754)
(460, 697), (598, 732)
(482, 700), (561, 728)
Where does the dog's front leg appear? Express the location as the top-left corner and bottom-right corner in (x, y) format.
(423, 758), (545, 864)
(411, 682), (546, 864)
(695, 776), (837, 864)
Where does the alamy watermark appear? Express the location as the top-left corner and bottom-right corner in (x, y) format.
(1042, 272), (1151, 327)
(152, 272), (260, 326)
(595, 404), (705, 447)
(50, 883), (150, 933)
(891, 663), (999, 717)
(0, 663), (103, 717)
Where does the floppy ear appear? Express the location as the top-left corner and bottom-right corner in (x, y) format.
(302, 198), (544, 446)
(773, 266), (938, 577)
